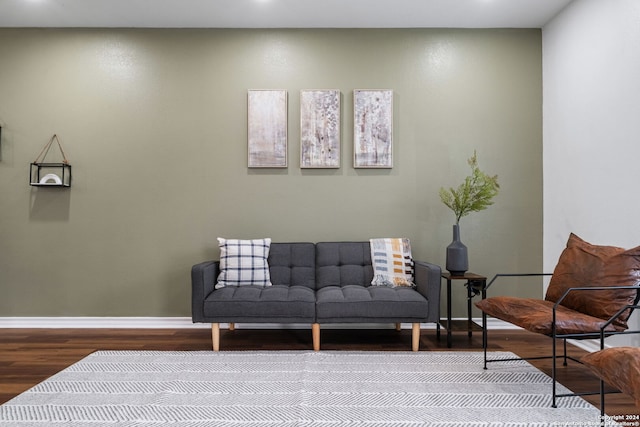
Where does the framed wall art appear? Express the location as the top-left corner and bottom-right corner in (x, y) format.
(353, 89), (393, 168)
(300, 90), (340, 168)
(247, 89), (288, 168)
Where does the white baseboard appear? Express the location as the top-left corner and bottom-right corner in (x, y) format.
(0, 317), (606, 352)
(0, 317), (514, 330)
(0, 317), (209, 329)
(567, 339), (605, 353)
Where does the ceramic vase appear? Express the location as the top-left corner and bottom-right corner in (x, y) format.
(446, 224), (468, 276)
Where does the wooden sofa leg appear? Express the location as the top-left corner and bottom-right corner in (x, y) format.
(412, 323), (420, 352)
(228, 323), (235, 331)
(396, 323), (402, 331)
(312, 323), (320, 351)
(212, 323), (220, 352)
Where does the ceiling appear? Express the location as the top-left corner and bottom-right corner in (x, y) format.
(0, 0), (574, 28)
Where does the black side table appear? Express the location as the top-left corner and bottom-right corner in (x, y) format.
(438, 272), (487, 348)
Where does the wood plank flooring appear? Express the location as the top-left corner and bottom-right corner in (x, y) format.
(0, 327), (637, 418)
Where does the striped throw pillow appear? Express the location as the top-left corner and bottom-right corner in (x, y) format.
(370, 238), (414, 287)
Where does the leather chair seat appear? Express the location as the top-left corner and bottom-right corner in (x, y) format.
(476, 296), (620, 336)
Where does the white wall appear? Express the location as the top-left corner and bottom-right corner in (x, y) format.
(543, 0), (640, 346)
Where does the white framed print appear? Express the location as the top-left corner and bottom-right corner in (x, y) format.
(353, 89), (393, 168)
(247, 89), (288, 168)
(300, 89), (341, 168)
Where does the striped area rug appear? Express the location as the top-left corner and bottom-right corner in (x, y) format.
(0, 351), (613, 426)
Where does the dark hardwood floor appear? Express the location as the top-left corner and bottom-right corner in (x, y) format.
(0, 327), (637, 418)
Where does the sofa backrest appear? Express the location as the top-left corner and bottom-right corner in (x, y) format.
(315, 242), (373, 289)
(268, 242), (316, 289)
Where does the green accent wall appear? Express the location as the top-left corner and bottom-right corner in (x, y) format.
(0, 28), (542, 317)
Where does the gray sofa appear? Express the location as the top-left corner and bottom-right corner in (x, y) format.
(191, 241), (441, 351)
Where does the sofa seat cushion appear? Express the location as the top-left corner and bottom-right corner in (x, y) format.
(204, 285), (316, 321)
(315, 285), (429, 321)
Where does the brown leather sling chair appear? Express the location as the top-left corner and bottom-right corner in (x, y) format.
(475, 233), (640, 408)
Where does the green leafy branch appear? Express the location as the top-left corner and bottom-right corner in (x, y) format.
(439, 151), (500, 225)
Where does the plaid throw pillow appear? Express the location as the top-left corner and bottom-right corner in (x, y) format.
(370, 238), (415, 287)
(215, 238), (272, 289)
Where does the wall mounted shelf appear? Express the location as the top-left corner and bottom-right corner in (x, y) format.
(30, 162), (72, 187)
(29, 134), (72, 188)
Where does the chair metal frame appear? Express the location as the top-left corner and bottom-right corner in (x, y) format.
(480, 273), (640, 408)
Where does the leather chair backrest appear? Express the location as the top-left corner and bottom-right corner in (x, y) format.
(545, 233), (640, 330)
